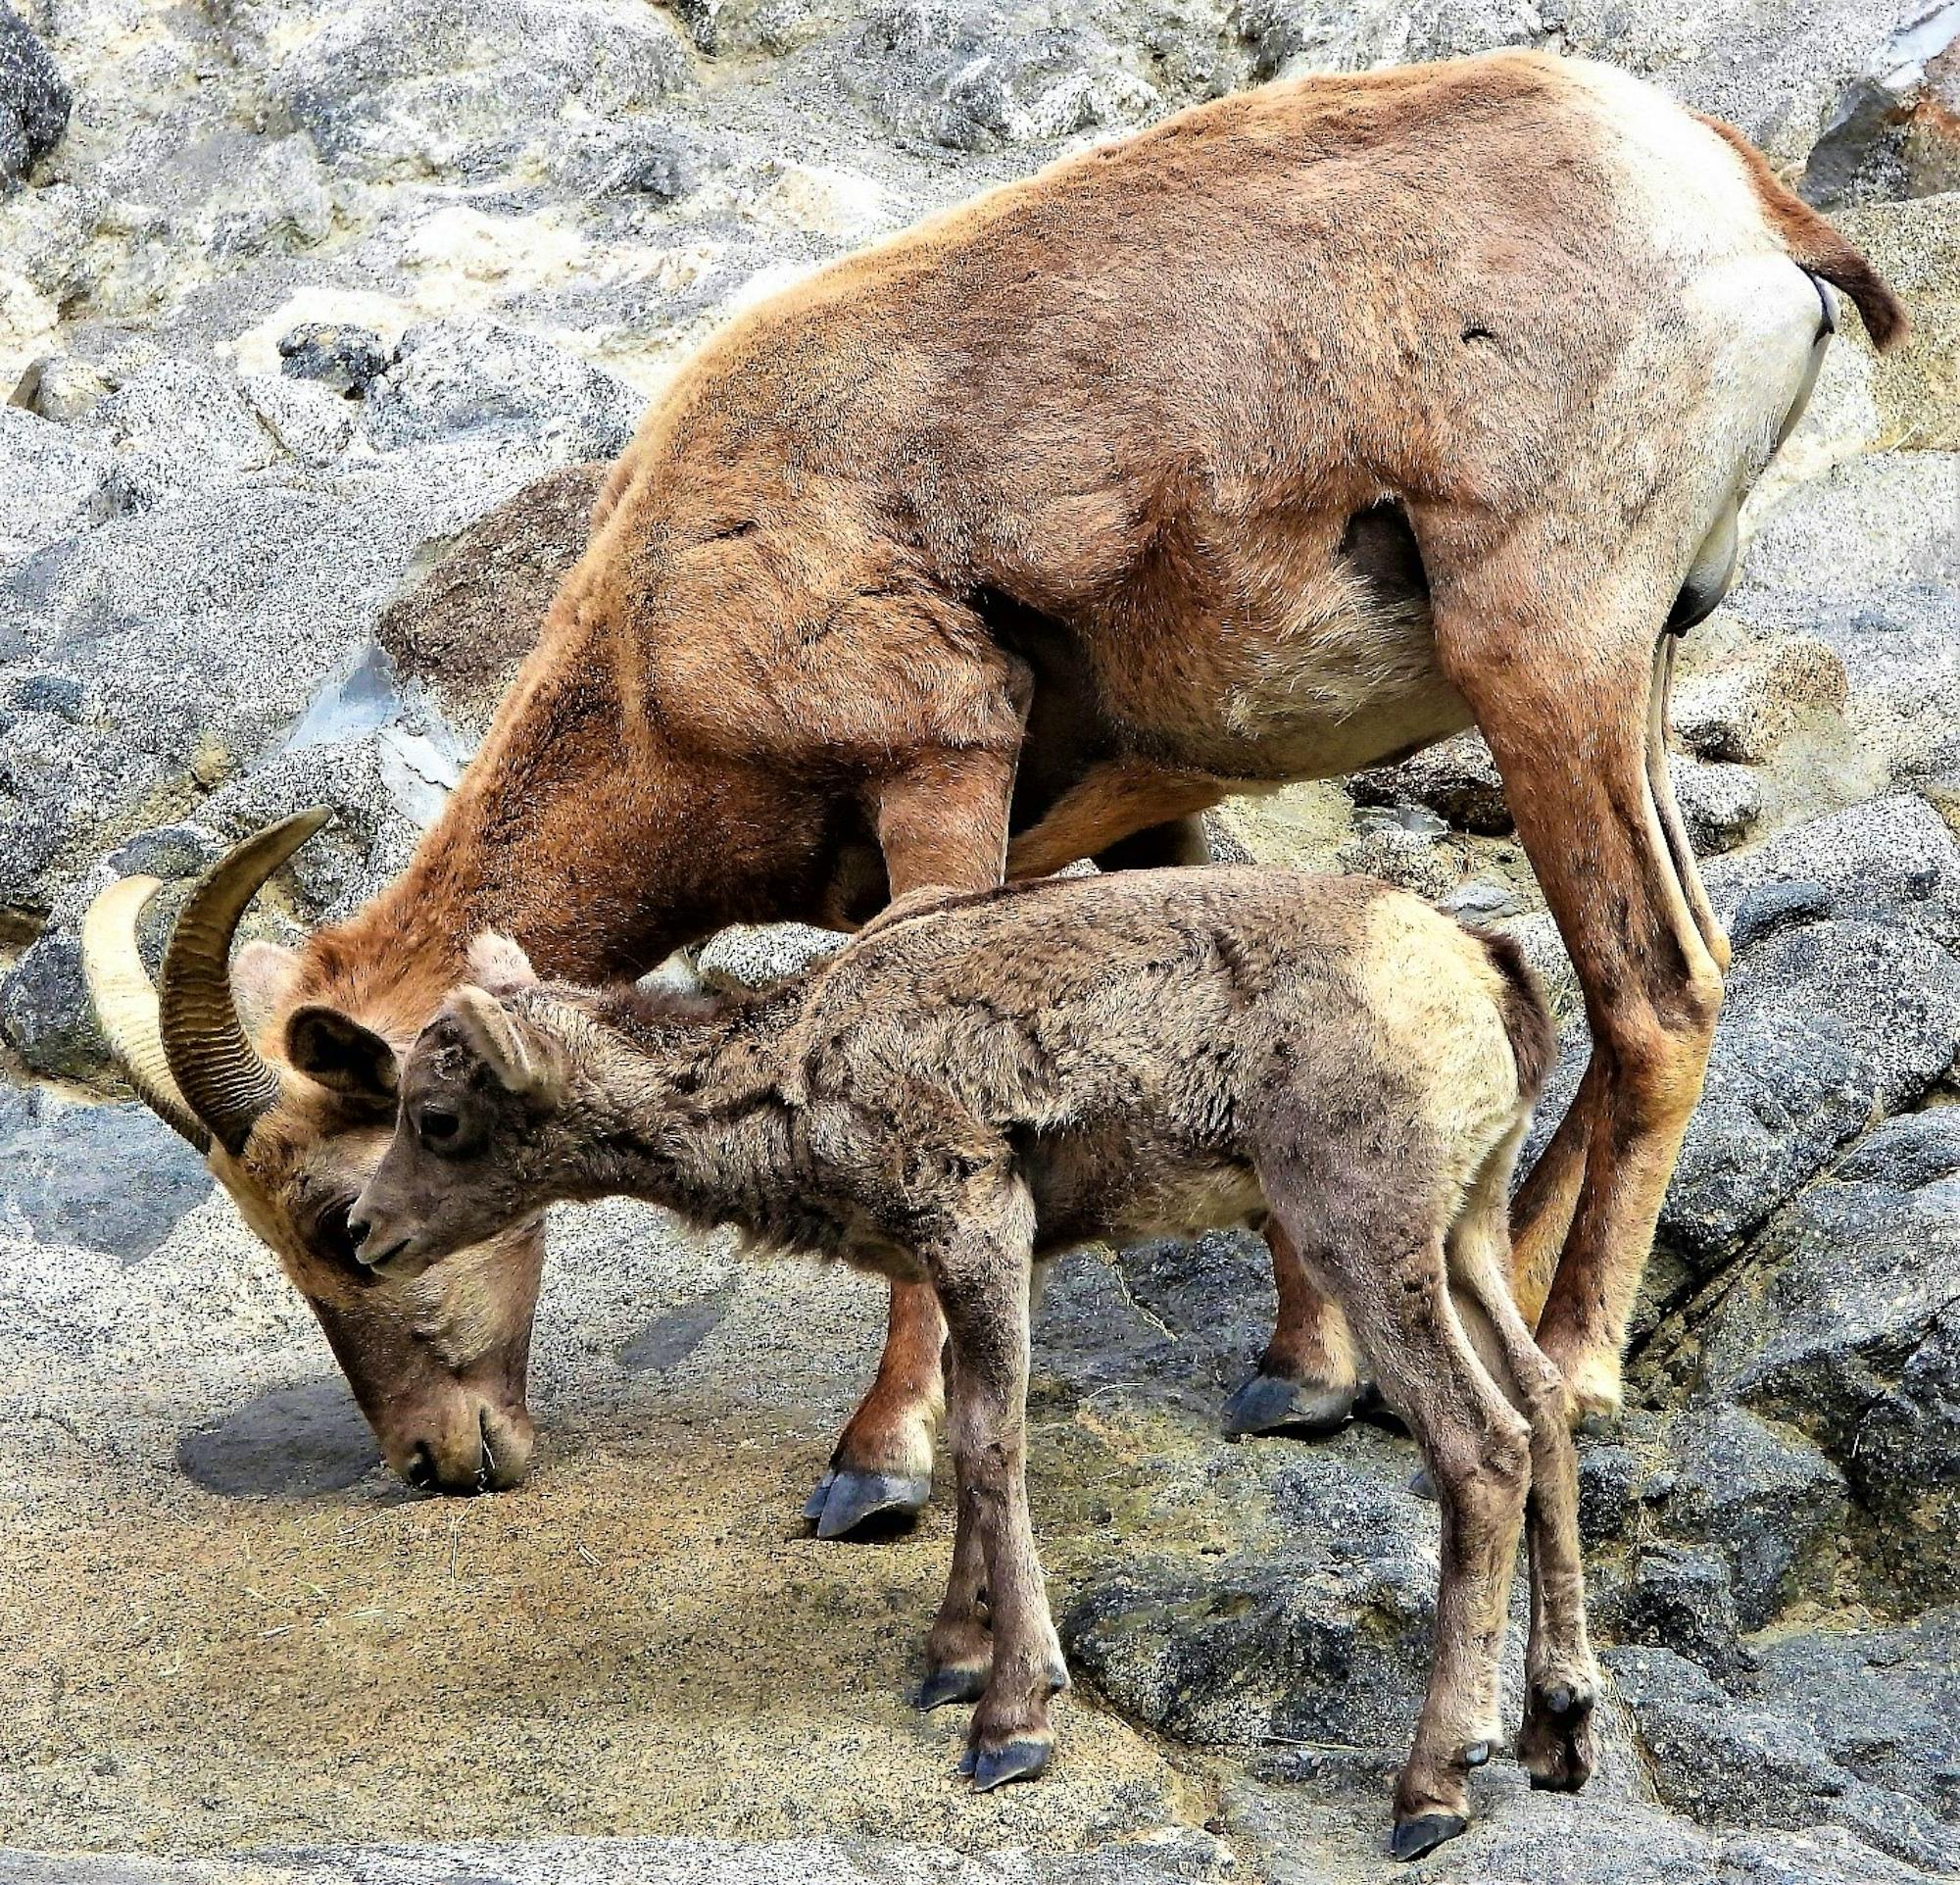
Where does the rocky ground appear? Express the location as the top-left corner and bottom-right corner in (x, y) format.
(1, 0), (1958, 1880)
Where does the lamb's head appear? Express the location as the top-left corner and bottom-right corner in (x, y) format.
(351, 937), (582, 1278)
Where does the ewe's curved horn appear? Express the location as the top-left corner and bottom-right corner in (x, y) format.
(81, 874), (212, 1154)
(158, 808), (334, 1157)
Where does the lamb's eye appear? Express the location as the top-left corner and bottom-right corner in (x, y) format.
(418, 1106), (461, 1145)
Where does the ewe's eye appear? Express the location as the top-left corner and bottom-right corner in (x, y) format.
(418, 1105), (461, 1146)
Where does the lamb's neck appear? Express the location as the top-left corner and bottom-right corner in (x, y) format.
(565, 993), (809, 1241)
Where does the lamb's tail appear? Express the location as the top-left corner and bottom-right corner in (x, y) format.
(1472, 928), (1557, 1104)
(1697, 114), (1908, 353)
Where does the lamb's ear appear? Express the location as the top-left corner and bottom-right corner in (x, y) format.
(446, 985), (565, 1105)
(466, 931), (538, 998)
(285, 1005), (399, 1106)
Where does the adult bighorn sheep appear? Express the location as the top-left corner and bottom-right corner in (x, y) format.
(347, 868), (1579, 1859)
(87, 50), (1902, 1524)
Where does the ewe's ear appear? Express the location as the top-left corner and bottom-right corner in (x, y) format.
(446, 986), (565, 1105)
(466, 931), (539, 997)
(285, 1005), (400, 1106)
(234, 940), (302, 1034)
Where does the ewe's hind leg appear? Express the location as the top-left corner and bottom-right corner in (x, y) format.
(1222, 1219), (1363, 1438)
(1265, 1181), (1529, 1861)
(1430, 550), (1727, 1421)
(1449, 1132), (1598, 1794)
(1091, 816), (1364, 1441)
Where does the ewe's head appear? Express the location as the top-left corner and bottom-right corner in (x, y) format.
(351, 936), (580, 1278)
(84, 818), (543, 1496)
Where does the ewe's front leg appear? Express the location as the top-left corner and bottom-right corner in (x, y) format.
(926, 1192), (1068, 1791)
(807, 744), (1019, 1541)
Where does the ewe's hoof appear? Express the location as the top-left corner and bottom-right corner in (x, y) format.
(917, 1663), (988, 1711)
(965, 1738), (1051, 1791)
(1389, 1812), (1469, 1861)
(1462, 1740), (1492, 1768)
(1221, 1372), (1359, 1439)
(804, 1468), (932, 1540)
(1406, 1463), (1437, 1502)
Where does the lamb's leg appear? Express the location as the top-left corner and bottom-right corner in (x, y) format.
(1448, 1135), (1596, 1792)
(1265, 1183), (1529, 1861)
(926, 1190), (1068, 1790)
(919, 1340), (993, 1710)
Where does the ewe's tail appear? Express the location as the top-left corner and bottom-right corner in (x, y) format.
(1697, 115), (1908, 353)
(1473, 928), (1556, 1102)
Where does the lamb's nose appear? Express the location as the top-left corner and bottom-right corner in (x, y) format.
(346, 1213), (372, 1251)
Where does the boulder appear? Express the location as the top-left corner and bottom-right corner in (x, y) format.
(1606, 1646), (1954, 1868)
(265, 0), (693, 183)
(376, 462), (606, 743)
(362, 322), (644, 458)
(0, 5), (69, 184)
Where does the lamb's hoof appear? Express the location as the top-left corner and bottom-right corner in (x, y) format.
(804, 1468), (931, 1540)
(1520, 1678), (1596, 1794)
(1462, 1741), (1492, 1769)
(1406, 1463), (1437, 1502)
(1389, 1812), (1469, 1861)
(966, 1739), (1051, 1792)
(1221, 1372), (1359, 1439)
(918, 1663), (989, 1711)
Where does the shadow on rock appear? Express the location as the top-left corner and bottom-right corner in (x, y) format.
(176, 1379), (380, 1497)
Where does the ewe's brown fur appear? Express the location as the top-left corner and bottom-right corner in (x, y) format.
(120, 49), (1901, 1506)
(350, 869), (1588, 1857)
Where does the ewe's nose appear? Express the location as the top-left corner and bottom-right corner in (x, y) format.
(396, 1402), (535, 1497)
(345, 1211), (373, 1253)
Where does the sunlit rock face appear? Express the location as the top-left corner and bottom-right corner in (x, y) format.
(0, 0), (1957, 1875)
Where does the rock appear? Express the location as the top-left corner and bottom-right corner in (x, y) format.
(1606, 1646), (1953, 1868)
(1660, 918), (1960, 1264)
(277, 322), (391, 397)
(697, 921), (846, 991)
(1839, 196), (1960, 448)
(0, 1089), (208, 1261)
(267, 0), (693, 183)
(1694, 1112), (1960, 1610)
(1654, 1405), (1847, 1630)
(0, 404), (112, 564)
(1672, 633), (1849, 766)
(1702, 794), (1960, 957)
(363, 321), (644, 457)
(1351, 730), (1510, 835)
(1061, 1454), (1441, 1759)
(1673, 756), (1763, 856)
(1595, 1543), (1748, 1681)
(1334, 823), (1457, 901)
(848, 4), (1167, 154)
(0, 5), (69, 183)
(376, 462), (606, 743)
(1727, 878), (1835, 953)
(1801, 6), (1960, 207)
(1728, 455), (1960, 789)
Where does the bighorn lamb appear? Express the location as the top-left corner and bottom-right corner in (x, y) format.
(347, 868), (1582, 1860)
(86, 49), (1904, 1528)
